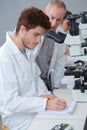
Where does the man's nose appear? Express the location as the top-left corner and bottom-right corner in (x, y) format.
(36, 36), (41, 44)
(51, 20), (57, 28)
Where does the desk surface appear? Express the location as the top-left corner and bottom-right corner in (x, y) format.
(28, 118), (85, 130)
(27, 89), (87, 130)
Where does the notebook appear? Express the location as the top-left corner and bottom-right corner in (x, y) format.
(40, 101), (77, 115)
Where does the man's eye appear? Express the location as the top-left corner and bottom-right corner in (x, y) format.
(34, 34), (38, 36)
(57, 19), (62, 22)
(51, 16), (55, 20)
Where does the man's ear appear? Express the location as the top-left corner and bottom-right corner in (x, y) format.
(43, 9), (46, 13)
(20, 25), (26, 33)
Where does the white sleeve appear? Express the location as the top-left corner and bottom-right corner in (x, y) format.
(53, 54), (66, 87)
(0, 59), (47, 116)
(52, 44), (66, 88)
(35, 63), (50, 95)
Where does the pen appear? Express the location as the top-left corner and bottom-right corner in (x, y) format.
(50, 91), (57, 97)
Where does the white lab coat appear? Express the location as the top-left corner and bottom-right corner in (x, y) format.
(49, 26), (67, 88)
(0, 32), (49, 130)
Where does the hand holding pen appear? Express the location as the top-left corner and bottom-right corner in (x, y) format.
(46, 97), (66, 111)
(40, 93), (66, 111)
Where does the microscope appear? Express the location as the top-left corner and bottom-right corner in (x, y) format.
(79, 12), (87, 55)
(64, 14), (82, 56)
(46, 30), (66, 43)
(65, 13), (87, 61)
(64, 59), (87, 102)
(79, 11), (87, 40)
(65, 60), (87, 92)
(62, 14), (87, 101)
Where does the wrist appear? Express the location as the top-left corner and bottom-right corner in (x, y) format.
(46, 99), (49, 110)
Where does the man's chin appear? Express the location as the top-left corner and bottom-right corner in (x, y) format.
(50, 28), (56, 31)
(30, 45), (37, 50)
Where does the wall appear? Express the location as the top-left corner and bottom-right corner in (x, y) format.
(0, 0), (87, 45)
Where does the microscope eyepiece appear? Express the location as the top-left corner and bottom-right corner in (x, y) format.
(80, 11), (87, 24)
(66, 14), (80, 36)
(46, 31), (66, 43)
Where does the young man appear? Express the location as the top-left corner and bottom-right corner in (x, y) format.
(0, 7), (66, 130)
(36, 0), (67, 89)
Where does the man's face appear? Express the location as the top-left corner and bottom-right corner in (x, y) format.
(45, 4), (65, 30)
(21, 26), (45, 50)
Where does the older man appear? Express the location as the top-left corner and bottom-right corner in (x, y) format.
(36, 0), (67, 89)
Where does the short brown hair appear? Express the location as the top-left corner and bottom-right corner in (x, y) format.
(16, 7), (51, 33)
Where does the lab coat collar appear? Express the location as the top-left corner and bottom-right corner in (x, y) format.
(6, 31), (22, 54)
(6, 31), (44, 58)
(6, 31), (33, 56)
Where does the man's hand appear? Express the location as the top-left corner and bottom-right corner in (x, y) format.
(40, 94), (56, 100)
(46, 97), (66, 111)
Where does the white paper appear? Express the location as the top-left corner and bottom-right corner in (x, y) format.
(40, 101), (77, 115)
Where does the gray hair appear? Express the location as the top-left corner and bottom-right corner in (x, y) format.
(46, 0), (66, 11)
